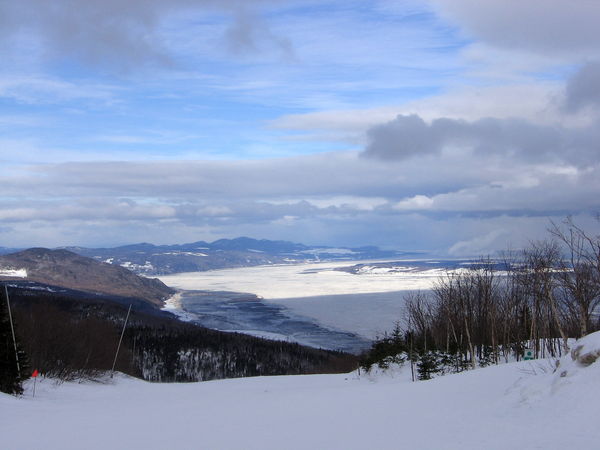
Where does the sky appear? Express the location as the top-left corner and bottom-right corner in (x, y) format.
(1, 0), (600, 254)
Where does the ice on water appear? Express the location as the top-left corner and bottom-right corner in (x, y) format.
(159, 260), (442, 341)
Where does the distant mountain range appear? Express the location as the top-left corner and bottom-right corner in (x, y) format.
(0, 247), (22, 256)
(0, 238), (420, 310)
(55, 237), (420, 275)
(0, 237), (420, 278)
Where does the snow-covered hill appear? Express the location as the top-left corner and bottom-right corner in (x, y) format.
(2, 332), (600, 450)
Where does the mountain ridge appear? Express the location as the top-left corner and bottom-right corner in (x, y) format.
(1, 237), (422, 276)
(63, 237), (418, 275)
(0, 248), (174, 306)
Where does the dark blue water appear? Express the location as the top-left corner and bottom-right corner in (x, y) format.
(179, 290), (372, 354)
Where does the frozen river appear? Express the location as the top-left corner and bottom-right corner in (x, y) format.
(159, 260), (453, 352)
(159, 260), (446, 299)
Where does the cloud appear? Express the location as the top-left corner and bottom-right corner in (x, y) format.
(448, 229), (508, 256)
(364, 114), (444, 159)
(0, 200), (177, 222)
(270, 81), (584, 148)
(564, 61), (600, 112)
(391, 166), (600, 216)
(429, 0), (600, 59)
(2, 151), (499, 203)
(3, 147), (599, 222)
(2, 158), (396, 200)
(1, 147), (598, 251)
(0, 76), (115, 104)
(1, 1), (599, 253)
(362, 113), (600, 166)
(394, 195), (434, 211)
(224, 6), (294, 59)
(0, 0), (290, 71)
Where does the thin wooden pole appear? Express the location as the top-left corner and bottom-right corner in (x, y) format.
(409, 318), (415, 382)
(4, 284), (21, 378)
(110, 304), (132, 379)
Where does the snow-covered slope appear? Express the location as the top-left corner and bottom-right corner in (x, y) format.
(2, 333), (600, 450)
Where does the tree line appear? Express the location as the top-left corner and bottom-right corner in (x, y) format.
(361, 218), (600, 378)
(1, 285), (356, 395)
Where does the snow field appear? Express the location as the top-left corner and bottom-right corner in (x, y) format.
(0, 268), (27, 278)
(3, 332), (600, 450)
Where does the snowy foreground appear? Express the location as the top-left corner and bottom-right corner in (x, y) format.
(3, 333), (600, 450)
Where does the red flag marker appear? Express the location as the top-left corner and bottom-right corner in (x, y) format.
(32, 369), (39, 398)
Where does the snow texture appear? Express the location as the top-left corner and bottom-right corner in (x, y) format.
(161, 292), (197, 322)
(0, 267), (27, 278)
(2, 332), (600, 450)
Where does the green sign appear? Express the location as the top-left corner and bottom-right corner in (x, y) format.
(524, 349), (534, 360)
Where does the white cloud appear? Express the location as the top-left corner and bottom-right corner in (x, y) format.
(428, 0), (600, 60)
(394, 195), (434, 211)
(0, 201), (177, 222)
(270, 81), (586, 146)
(0, 75), (116, 104)
(448, 229), (509, 256)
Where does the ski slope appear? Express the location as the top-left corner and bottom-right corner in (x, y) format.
(2, 332), (600, 450)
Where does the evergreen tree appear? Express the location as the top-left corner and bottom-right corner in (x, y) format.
(417, 351), (441, 380)
(359, 324), (407, 372)
(1, 285), (28, 395)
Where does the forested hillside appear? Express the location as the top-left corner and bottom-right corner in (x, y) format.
(2, 284), (356, 386)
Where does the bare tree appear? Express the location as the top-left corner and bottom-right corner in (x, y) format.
(521, 240), (569, 355)
(363, 218), (600, 374)
(550, 218), (600, 337)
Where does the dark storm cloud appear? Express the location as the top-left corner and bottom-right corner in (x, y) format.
(564, 61), (600, 112)
(363, 114), (600, 165)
